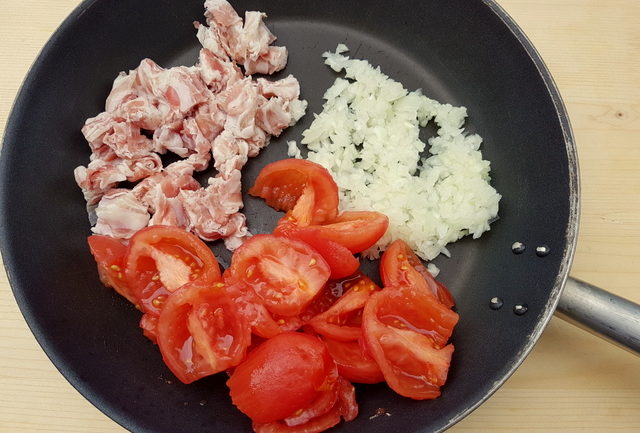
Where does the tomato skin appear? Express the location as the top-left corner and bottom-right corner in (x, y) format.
(87, 235), (136, 304)
(362, 285), (458, 399)
(227, 332), (336, 424)
(156, 280), (251, 384)
(380, 239), (455, 308)
(281, 363), (339, 427)
(225, 234), (331, 317)
(230, 285), (304, 338)
(274, 211), (388, 255)
(253, 411), (341, 433)
(316, 211), (389, 253)
(124, 225), (221, 315)
(307, 275), (380, 342)
(252, 377), (357, 433)
(275, 220), (359, 280)
(249, 159), (339, 225)
(322, 337), (384, 384)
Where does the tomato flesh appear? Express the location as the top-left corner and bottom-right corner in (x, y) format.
(249, 159), (339, 225)
(87, 235), (135, 304)
(380, 239), (455, 308)
(362, 285), (458, 399)
(229, 284), (305, 338)
(275, 221), (359, 280)
(157, 280), (251, 384)
(227, 332), (335, 424)
(225, 234), (331, 317)
(307, 274), (380, 342)
(274, 210), (388, 255)
(322, 337), (384, 384)
(252, 377), (357, 433)
(125, 225), (221, 315)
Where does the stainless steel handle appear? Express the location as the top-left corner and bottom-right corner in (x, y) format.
(556, 276), (640, 354)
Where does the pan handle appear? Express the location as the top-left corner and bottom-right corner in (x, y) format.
(556, 277), (640, 354)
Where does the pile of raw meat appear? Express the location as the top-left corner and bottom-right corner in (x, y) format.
(74, 0), (307, 250)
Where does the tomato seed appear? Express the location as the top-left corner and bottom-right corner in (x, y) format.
(109, 264), (121, 272)
(152, 296), (166, 308)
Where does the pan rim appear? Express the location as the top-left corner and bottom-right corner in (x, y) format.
(437, 1), (580, 431)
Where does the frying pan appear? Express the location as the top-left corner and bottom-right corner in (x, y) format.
(1, 0), (638, 432)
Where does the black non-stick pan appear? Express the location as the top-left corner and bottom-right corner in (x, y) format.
(1, 1), (638, 432)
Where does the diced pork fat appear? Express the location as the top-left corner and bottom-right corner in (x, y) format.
(256, 75), (301, 101)
(203, 0), (287, 76)
(92, 189), (150, 239)
(76, 0), (308, 251)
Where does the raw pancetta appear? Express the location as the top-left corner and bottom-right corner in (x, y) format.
(74, 0), (306, 248)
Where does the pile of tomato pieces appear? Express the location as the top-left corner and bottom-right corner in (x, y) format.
(87, 159), (459, 433)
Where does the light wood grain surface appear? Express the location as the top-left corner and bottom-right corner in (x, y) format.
(1, 1), (639, 432)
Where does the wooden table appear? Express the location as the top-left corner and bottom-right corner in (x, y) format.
(1, 1), (639, 431)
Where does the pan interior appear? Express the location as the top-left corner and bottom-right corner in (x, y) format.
(0, 1), (576, 432)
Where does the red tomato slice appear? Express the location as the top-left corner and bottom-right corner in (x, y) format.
(124, 226), (221, 315)
(227, 332), (336, 424)
(362, 285), (458, 399)
(249, 159), (339, 225)
(275, 211), (388, 254)
(316, 211), (389, 253)
(298, 275), (364, 323)
(252, 378), (357, 433)
(380, 239), (455, 308)
(322, 337), (384, 384)
(275, 220), (359, 280)
(156, 280), (251, 384)
(225, 234), (330, 317)
(281, 363), (339, 427)
(335, 376), (358, 422)
(230, 285), (304, 338)
(253, 411), (341, 433)
(87, 235), (136, 304)
(307, 274), (380, 342)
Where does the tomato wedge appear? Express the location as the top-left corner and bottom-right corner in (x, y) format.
(225, 234), (331, 317)
(229, 284), (305, 338)
(124, 225), (221, 315)
(156, 280), (251, 384)
(275, 211), (388, 254)
(227, 332), (336, 424)
(322, 337), (384, 384)
(275, 220), (359, 280)
(380, 239), (455, 308)
(252, 377), (357, 433)
(249, 159), (339, 225)
(307, 274), (380, 342)
(362, 285), (458, 399)
(281, 363), (339, 427)
(87, 235), (135, 304)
